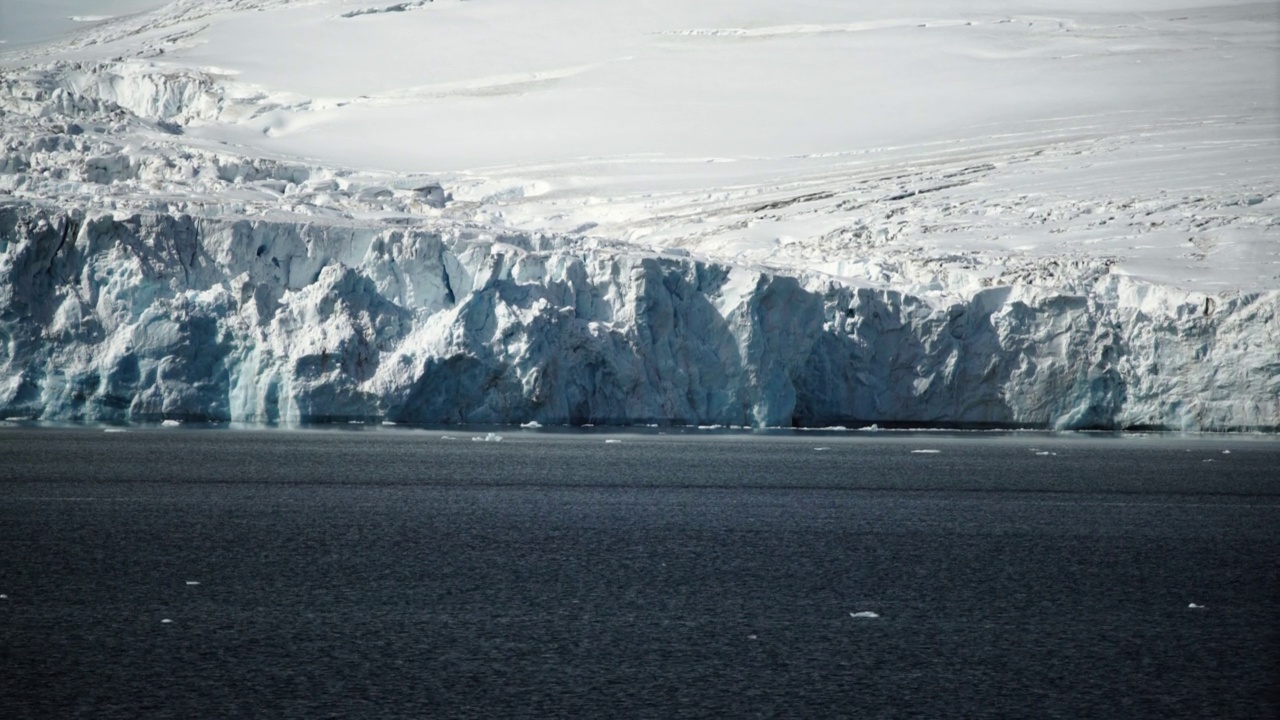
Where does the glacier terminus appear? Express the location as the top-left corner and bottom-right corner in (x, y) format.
(1, 0), (1277, 430)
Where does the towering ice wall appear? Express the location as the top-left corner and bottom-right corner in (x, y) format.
(3, 202), (1277, 429)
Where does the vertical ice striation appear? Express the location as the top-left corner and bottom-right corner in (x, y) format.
(2, 202), (1277, 428)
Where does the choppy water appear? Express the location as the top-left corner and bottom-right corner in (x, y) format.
(2, 428), (1278, 718)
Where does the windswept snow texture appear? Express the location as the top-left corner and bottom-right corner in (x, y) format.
(1, 0), (1278, 429)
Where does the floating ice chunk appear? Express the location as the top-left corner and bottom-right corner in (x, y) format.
(521, 421), (543, 429)
(1188, 603), (1206, 609)
(605, 439), (622, 444)
(4, 416), (31, 422)
(747, 634), (758, 640)
(161, 618), (173, 624)
(814, 447), (831, 451)
(1202, 459), (1215, 463)
(1034, 451), (1057, 456)
(347, 420), (364, 425)
(849, 611), (880, 619)
(382, 421), (397, 426)
(161, 419), (181, 427)
(0, 594), (7, 599)
(441, 435), (457, 441)
(1221, 450), (1231, 454)
(860, 424), (881, 431)
(103, 428), (128, 433)
(472, 432), (503, 442)
(911, 449), (940, 454)
(185, 581), (200, 586)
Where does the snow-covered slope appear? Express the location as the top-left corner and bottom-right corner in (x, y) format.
(1, 0), (1277, 429)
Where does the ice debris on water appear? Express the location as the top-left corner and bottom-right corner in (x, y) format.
(605, 439), (622, 444)
(103, 428), (128, 433)
(161, 419), (181, 427)
(161, 618), (173, 624)
(381, 420), (397, 426)
(849, 611), (880, 619)
(521, 421), (543, 429)
(1188, 603), (1206, 609)
(472, 432), (503, 442)
(0, 594), (8, 600)
(814, 447), (831, 451)
(911, 449), (940, 454)
(185, 581), (200, 586)
(1222, 450), (1231, 454)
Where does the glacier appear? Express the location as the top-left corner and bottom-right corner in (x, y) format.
(1, 0), (1278, 430)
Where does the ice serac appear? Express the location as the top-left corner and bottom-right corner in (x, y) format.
(3, 199), (1277, 429)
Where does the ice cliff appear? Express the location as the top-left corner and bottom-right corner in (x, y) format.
(2, 1), (1278, 430)
(4, 197), (1277, 429)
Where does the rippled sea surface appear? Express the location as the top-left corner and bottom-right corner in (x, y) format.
(2, 427), (1277, 718)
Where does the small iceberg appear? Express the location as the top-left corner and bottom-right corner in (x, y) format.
(910, 449), (940, 454)
(185, 581), (200, 586)
(381, 420), (397, 426)
(605, 439), (622, 444)
(472, 432), (503, 442)
(103, 428), (128, 433)
(814, 447), (831, 452)
(521, 420), (543, 429)
(1188, 603), (1206, 609)
(849, 611), (880, 619)
(160, 618), (173, 624)
(161, 419), (181, 427)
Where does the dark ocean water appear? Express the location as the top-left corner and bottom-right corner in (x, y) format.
(1, 427), (1277, 718)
